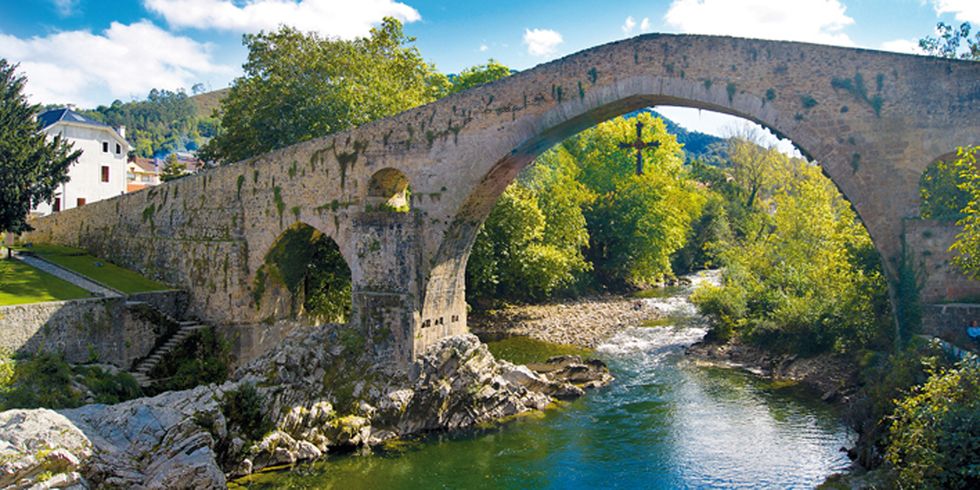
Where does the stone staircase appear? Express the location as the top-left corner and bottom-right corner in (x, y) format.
(130, 321), (208, 388)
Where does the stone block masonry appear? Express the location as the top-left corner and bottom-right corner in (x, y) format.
(0, 290), (185, 369)
(25, 33), (980, 368)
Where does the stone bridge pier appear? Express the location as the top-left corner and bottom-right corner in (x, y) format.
(25, 33), (980, 368)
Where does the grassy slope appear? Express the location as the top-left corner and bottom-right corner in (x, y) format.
(190, 88), (230, 118)
(0, 258), (93, 306)
(20, 244), (170, 294)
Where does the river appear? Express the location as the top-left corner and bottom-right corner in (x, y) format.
(237, 271), (855, 489)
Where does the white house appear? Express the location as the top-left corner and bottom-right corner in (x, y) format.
(32, 108), (129, 215)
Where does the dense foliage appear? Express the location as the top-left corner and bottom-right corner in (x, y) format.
(467, 148), (593, 301)
(0, 352), (141, 409)
(885, 357), (980, 489)
(200, 18), (450, 164)
(0, 59), (80, 234)
(466, 113), (705, 302)
(691, 140), (891, 354)
(948, 146), (980, 279)
(81, 88), (215, 157)
(448, 59), (513, 94)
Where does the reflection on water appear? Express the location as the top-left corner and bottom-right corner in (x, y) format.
(238, 271), (853, 489)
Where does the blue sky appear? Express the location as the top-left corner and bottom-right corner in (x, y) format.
(1, 0), (977, 139)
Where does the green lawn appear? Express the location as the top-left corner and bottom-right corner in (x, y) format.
(17, 244), (170, 294)
(0, 258), (93, 306)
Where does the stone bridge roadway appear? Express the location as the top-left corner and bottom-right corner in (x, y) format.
(27, 33), (980, 366)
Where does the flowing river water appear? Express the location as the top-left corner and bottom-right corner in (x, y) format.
(239, 271), (855, 489)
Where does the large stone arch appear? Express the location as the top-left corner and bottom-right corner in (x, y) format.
(25, 34), (980, 365)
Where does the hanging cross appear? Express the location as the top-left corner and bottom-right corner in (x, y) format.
(618, 121), (660, 175)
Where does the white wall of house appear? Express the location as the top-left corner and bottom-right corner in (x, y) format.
(33, 123), (128, 215)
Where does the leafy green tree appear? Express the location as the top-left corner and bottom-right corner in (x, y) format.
(466, 160), (592, 303)
(920, 155), (973, 221)
(160, 153), (188, 182)
(949, 146), (980, 279)
(692, 151), (890, 353)
(449, 59), (512, 94)
(565, 113), (704, 288)
(920, 22), (980, 60)
(200, 18), (451, 164)
(886, 359), (980, 489)
(0, 59), (80, 236)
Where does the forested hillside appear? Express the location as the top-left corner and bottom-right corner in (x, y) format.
(77, 89), (219, 158)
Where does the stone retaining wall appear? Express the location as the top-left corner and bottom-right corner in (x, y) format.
(922, 303), (980, 349)
(0, 291), (180, 368)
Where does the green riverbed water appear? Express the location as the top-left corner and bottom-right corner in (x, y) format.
(237, 271), (854, 489)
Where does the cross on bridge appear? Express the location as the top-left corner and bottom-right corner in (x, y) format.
(618, 121), (660, 175)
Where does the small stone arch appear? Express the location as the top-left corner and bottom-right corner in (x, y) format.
(253, 222), (352, 324)
(367, 168), (411, 212)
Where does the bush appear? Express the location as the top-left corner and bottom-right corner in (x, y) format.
(221, 382), (271, 442)
(885, 357), (980, 489)
(0, 352), (143, 410)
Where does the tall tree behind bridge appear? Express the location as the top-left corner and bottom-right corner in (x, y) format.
(201, 18), (451, 164)
(0, 59), (80, 237)
(919, 22), (980, 60)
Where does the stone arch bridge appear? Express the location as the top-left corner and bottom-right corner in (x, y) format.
(28, 34), (980, 366)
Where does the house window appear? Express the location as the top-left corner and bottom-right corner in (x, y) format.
(101, 166), (110, 183)
(102, 141), (109, 152)
(53, 198), (61, 212)
(116, 143), (121, 154)
(76, 198), (86, 207)
(141, 175), (152, 183)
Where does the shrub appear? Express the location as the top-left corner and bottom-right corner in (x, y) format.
(885, 357), (980, 489)
(221, 382), (271, 442)
(0, 352), (143, 410)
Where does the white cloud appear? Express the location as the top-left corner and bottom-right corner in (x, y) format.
(880, 38), (923, 55)
(640, 17), (651, 32)
(0, 21), (230, 106)
(51, 0), (79, 16)
(523, 28), (563, 56)
(932, 0), (980, 24)
(479, 43), (489, 52)
(622, 16), (636, 34)
(144, 0), (421, 39)
(664, 0), (855, 46)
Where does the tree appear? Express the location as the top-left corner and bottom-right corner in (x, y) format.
(449, 59), (513, 94)
(0, 59), (80, 238)
(949, 146), (980, 279)
(200, 18), (451, 164)
(160, 154), (188, 182)
(919, 22), (980, 60)
(692, 153), (891, 353)
(565, 113), (703, 288)
(467, 145), (594, 303)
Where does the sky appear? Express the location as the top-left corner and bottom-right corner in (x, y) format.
(1, 0), (977, 143)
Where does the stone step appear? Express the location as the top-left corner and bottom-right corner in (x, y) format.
(128, 322), (210, 386)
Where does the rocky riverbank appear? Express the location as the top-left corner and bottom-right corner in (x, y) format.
(685, 340), (861, 404)
(471, 294), (666, 348)
(0, 326), (611, 489)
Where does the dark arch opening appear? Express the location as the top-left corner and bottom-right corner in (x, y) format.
(257, 222), (352, 324)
